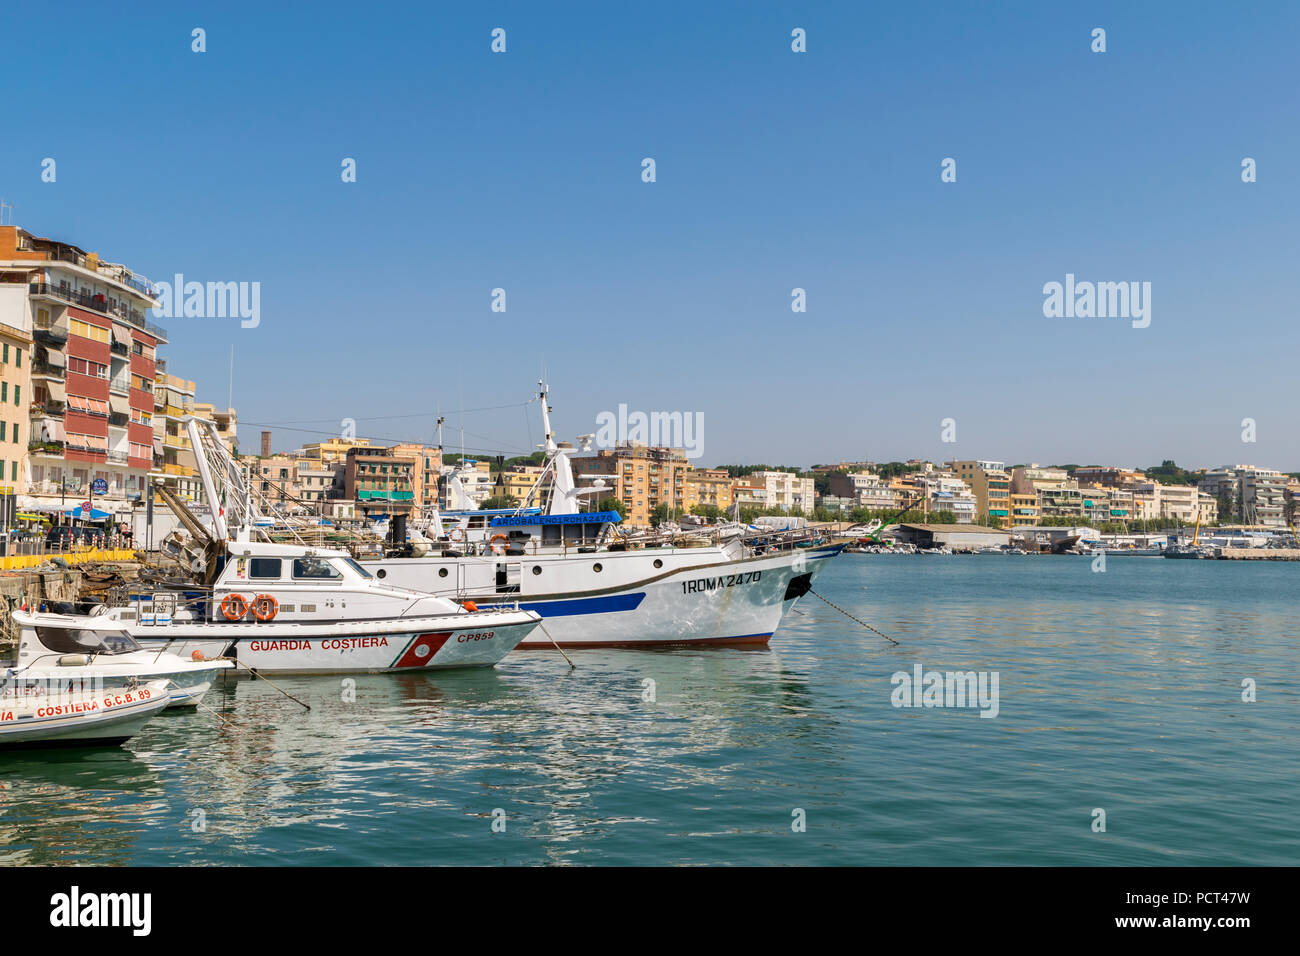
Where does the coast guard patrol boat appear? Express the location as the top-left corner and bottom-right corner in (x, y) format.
(35, 418), (543, 674)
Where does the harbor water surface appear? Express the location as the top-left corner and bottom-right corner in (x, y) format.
(2, 556), (1296, 865)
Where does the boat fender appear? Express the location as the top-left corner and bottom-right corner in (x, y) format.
(191, 649), (207, 662)
(57, 654), (90, 666)
(461, 600), (479, 613)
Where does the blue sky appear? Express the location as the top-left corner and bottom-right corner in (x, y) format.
(3, 1), (1297, 469)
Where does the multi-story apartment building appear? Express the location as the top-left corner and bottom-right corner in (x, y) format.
(733, 479), (768, 510)
(255, 455), (300, 506)
(574, 444), (691, 526)
(302, 437), (372, 465)
(1009, 492), (1039, 527)
(346, 446), (415, 519)
(1071, 466), (1145, 491)
(1, 226), (163, 516)
(751, 470), (815, 515)
(1198, 491), (1219, 524)
(192, 401), (238, 454)
(1200, 465), (1285, 527)
(950, 461), (1012, 528)
(1038, 485), (1085, 518)
(1010, 464), (1072, 496)
(0, 303), (32, 525)
(918, 472), (978, 523)
(498, 464), (547, 507)
(1081, 486), (1132, 524)
(294, 461), (336, 509)
(388, 443), (442, 516)
(1131, 481), (1199, 523)
(825, 471), (898, 510)
(682, 468), (735, 514)
(153, 368), (200, 500)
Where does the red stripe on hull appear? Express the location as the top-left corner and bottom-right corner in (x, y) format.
(394, 632), (452, 667)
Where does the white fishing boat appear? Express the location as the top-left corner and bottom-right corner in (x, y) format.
(3, 612), (234, 707)
(365, 383), (846, 648)
(0, 679), (170, 749)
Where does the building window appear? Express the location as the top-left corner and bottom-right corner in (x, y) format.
(14, 348), (20, 368)
(1, 344), (7, 362)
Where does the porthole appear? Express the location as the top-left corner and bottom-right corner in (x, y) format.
(377, 568), (387, 579)
(532, 565), (542, 575)
(593, 563), (603, 573)
(653, 559), (663, 569)
(438, 568), (449, 578)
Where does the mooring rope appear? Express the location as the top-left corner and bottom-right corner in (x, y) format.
(808, 588), (900, 645)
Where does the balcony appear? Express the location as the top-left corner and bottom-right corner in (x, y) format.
(31, 361), (65, 380)
(110, 376), (130, 396)
(28, 282), (168, 341)
(106, 451), (129, 464)
(29, 440), (65, 456)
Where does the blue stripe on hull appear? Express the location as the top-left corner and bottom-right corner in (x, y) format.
(486, 592), (647, 618)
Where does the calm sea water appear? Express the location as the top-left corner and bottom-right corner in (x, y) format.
(2, 555), (1297, 866)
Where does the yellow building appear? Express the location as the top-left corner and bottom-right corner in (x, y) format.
(303, 437), (372, 465)
(951, 461), (1013, 528)
(683, 468), (735, 514)
(573, 443), (690, 527)
(499, 464), (546, 506)
(1009, 493), (1039, 527)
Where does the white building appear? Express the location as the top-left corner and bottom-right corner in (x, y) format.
(752, 470), (815, 515)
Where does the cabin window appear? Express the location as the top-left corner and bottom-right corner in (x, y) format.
(35, 627), (140, 655)
(342, 557), (372, 579)
(293, 557), (342, 579)
(249, 558), (282, 578)
(438, 568), (448, 578)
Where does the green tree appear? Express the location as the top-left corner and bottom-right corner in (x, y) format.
(597, 497), (626, 519)
(650, 503), (672, 527)
(690, 503), (721, 519)
(478, 495), (518, 510)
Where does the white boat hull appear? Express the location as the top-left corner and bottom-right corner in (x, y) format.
(485, 543), (842, 648)
(124, 610), (541, 675)
(0, 682), (170, 749)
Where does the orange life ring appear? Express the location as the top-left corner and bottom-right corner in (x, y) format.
(488, 533), (509, 555)
(220, 593), (249, 621)
(252, 593), (279, 622)
(448, 527), (467, 543)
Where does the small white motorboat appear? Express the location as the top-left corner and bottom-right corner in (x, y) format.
(5, 611), (235, 707)
(0, 679), (170, 749)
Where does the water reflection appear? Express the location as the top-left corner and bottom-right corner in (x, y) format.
(3, 557), (1297, 864)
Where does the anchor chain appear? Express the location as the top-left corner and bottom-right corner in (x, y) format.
(808, 588), (900, 645)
